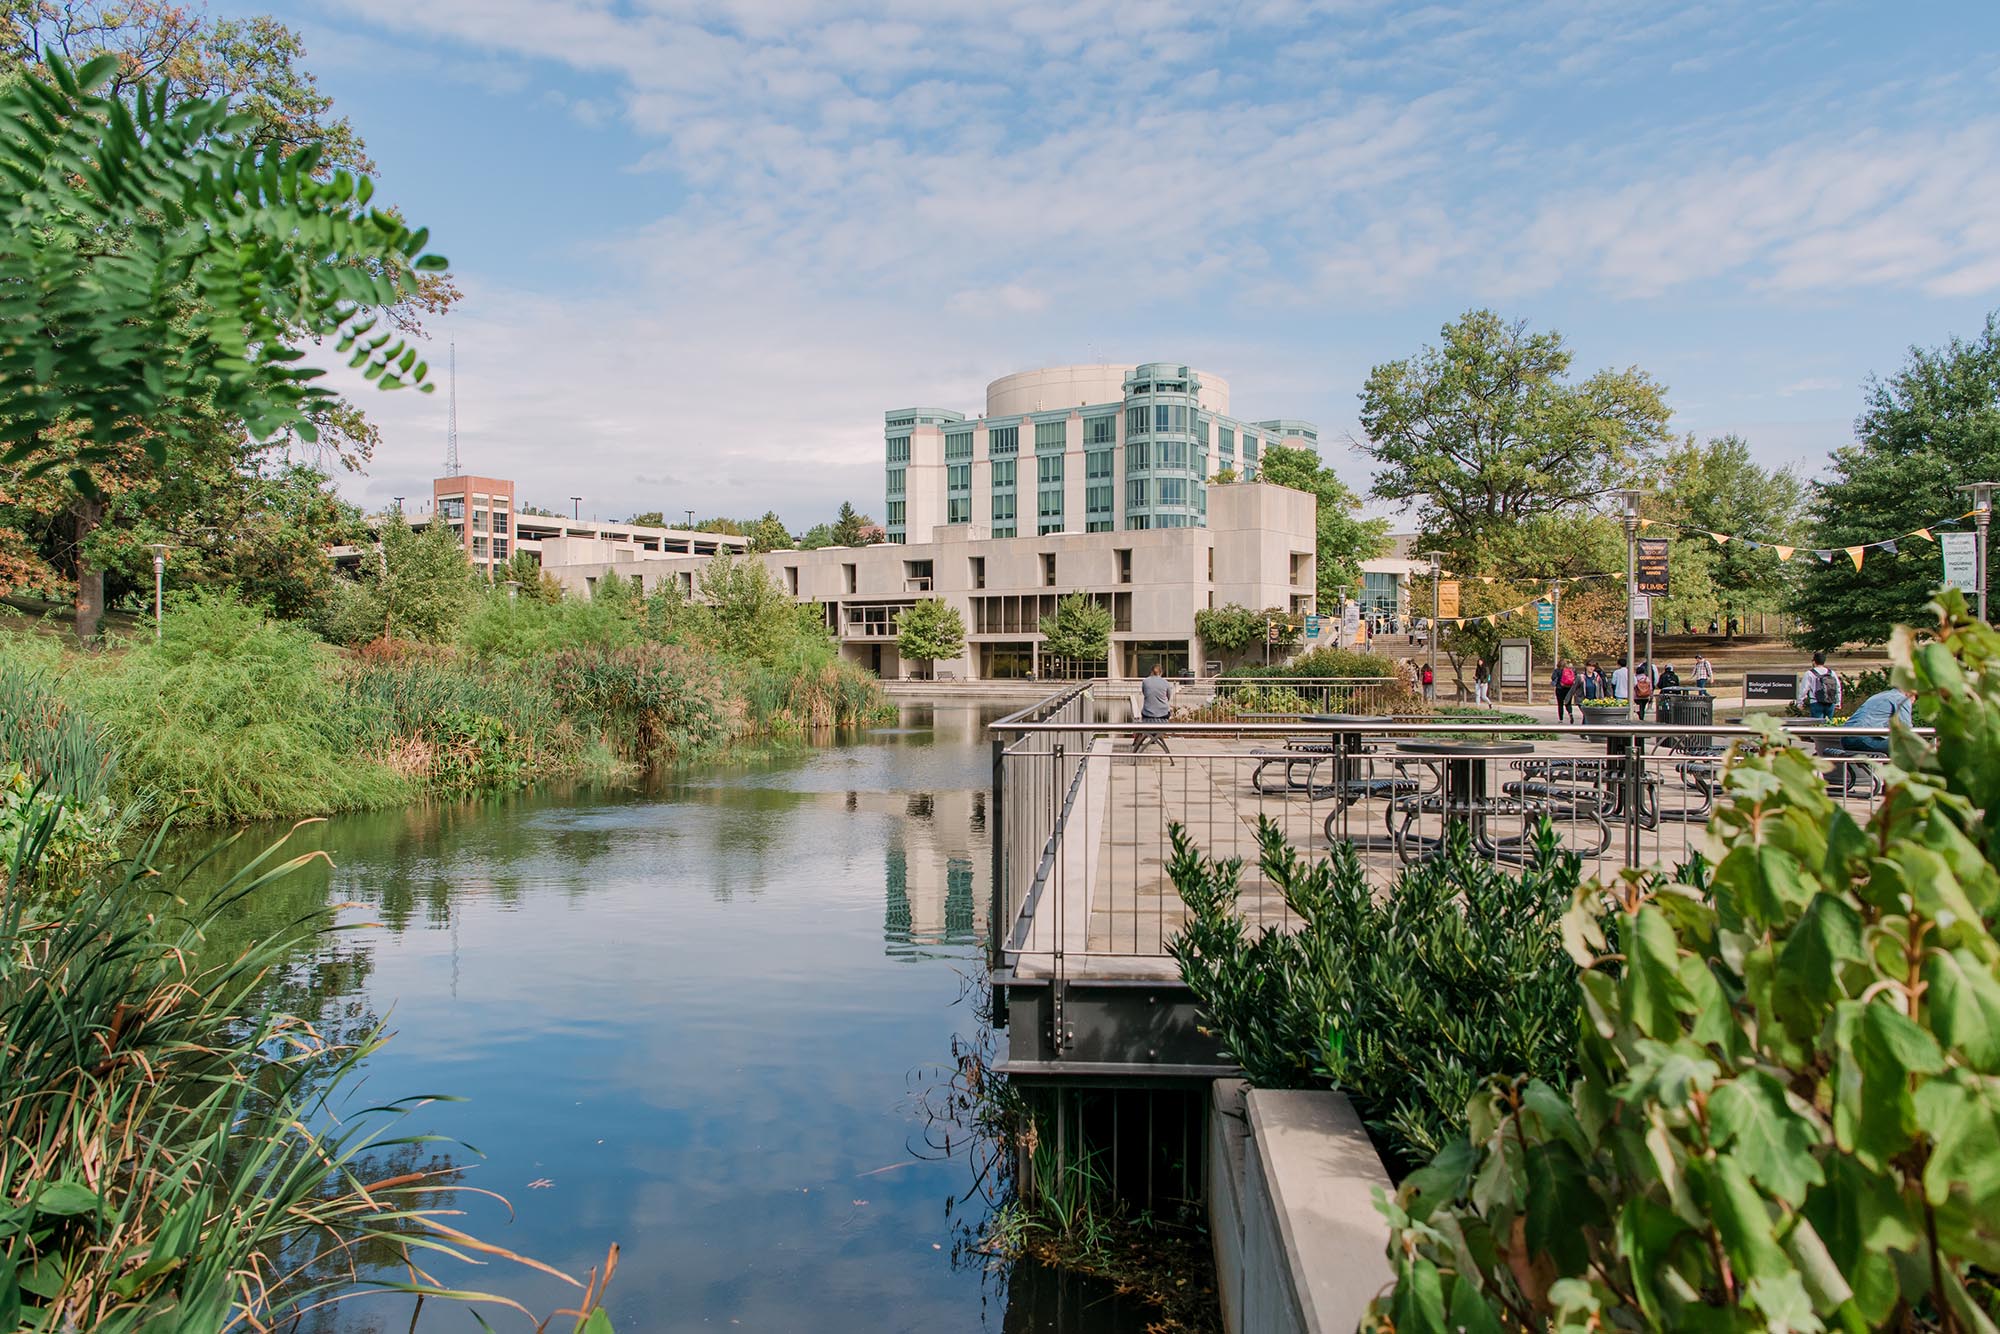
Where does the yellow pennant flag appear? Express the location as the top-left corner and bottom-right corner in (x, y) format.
(1913, 528), (1934, 542)
(1774, 545), (1795, 562)
(1637, 517), (1654, 529)
(1711, 531), (1730, 546)
(1846, 546), (1865, 571)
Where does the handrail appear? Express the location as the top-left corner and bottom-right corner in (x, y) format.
(1005, 719), (1914, 737)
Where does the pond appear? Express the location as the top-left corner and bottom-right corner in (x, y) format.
(181, 703), (1159, 1333)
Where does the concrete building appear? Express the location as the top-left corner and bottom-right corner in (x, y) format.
(543, 481), (1319, 680)
(349, 477), (751, 577)
(885, 363), (1318, 543)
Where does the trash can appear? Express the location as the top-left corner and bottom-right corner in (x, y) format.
(1656, 688), (1713, 753)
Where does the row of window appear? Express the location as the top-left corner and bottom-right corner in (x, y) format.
(887, 468), (905, 497)
(892, 421), (1277, 465)
(887, 436), (911, 464)
(1035, 420), (1065, 450)
(945, 431), (973, 460)
(989, 425), (1018, 455)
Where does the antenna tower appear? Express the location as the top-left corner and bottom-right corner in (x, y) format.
(444, 343), (461, 476)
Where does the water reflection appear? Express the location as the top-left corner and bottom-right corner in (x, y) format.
(152, 702), (1146, 1333)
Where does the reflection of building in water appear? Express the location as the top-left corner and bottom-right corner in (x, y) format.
(868, 787), (986, 956)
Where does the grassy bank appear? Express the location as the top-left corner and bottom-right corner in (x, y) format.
(0, 582), (890, 826)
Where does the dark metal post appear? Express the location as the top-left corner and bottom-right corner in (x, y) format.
(989, 734), (1006, 969)
(1963, 481), (1997, 620)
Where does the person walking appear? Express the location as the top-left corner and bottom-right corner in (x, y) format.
(1474, 658), (1491, 707)
(1633, 661), (1656, 720)
(1797, 651), (1842, 721)
(1656, 662), (1681, 692)
(1420, 662), (1435, 703)
(1582, 662), (1603, 701)
(1611, 656), (1630, 706)
(1692, 653), (1714, 695)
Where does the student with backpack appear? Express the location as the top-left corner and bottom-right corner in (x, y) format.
(1632, 661), (1655, 720)
(1797, 652), (1842, 720)
(1421, 662), (1435, 702)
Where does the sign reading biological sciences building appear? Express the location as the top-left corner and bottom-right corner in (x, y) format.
(1636, 537), (1671, 596)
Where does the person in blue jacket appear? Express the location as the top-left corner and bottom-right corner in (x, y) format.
(1837, 686), (1916, 753)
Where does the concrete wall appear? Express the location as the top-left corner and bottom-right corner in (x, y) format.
(541, 482), (1318, 681)
(1208, 1080), (1394, 1334)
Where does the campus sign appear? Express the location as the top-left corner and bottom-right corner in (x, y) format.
(1942, 531), (1979, 593)
(1636, 537), (1671, 596)
(1436, 580), (1461, 619)
(1534, 601), (1556, 631)
(1744, 672), (1798, 702)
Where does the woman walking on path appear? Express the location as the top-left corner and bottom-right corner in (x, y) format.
(1474, 659), (1491, 707)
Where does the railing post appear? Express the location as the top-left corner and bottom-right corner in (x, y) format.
(1623, 732), (1643, 867)
(989, 733), (1006, 970)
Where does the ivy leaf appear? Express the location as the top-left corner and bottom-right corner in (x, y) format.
(1912, 1069), (2000, 1210)
(1834, 1001), (1944, 1169)
(1778, 894), (1865, 1010)
(1924, 948), (2000, 1073)
(1709, 1070), (1826, 1208)
(1625, 906), (1694, 1039)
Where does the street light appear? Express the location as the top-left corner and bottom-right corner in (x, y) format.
(571, 496), (582, 521)
(1420, 550), (1445, 698)
(1609, 489), (1647, 707)
(684, 508), (695, 531)
(146, 543), (168, 642)
(1961, 481), (1998, 621)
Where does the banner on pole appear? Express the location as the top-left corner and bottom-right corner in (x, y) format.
(1304, 614), (1321, 639)
(1534, 601), (1556, 631)
(1942, 531), (1979, 592)
(1341, 602), (1361, 642)
(1630, 594), (1651, 621)
(1436, 580), (1461, 619)
(1636, 537), (1671, 596)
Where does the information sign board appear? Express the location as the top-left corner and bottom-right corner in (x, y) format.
(1942, 531), (1979, 593)
(1534, 601), (1556, 631)
(1436, 580), (1461, 619)
(1745, 672), (1798, 702)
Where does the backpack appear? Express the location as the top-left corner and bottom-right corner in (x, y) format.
(1560, 667), (1575, 687)
(1813, 668), (1838, 707)
(1422, 666), (1433, 685)
(1633, 672), (1653, 700)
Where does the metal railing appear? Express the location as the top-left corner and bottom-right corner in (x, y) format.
(989, 684), (1904, 971)
(1174, 675), (1406, 719)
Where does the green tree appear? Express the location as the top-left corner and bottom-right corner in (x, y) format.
(324, 517), (470, 645)
(1360, 309), (1672, 555)
(626, 510), (666, 528)
(1259, 443), (1390, 602)
(896, 598), (964, 676)
(1038, 593), (1110, 666)
(795, 521), (837, 550)
(0, 55), (444, 636)
(693, 517), (745, 537)
(1648, 434), (1807, 630)
(832, 502), (871, 548)
(1791, 314), (2000, 651)
(745, 510), (792, 552)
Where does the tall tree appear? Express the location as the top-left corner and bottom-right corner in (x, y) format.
(1647, 434), (1807, 630)
(0, 45), (445, 637)
(1360, 309), (1672, 559)
(1258, 443), (1390, 606)
(322, 517), (470, 645)
(831, 502), (871, 548)
(745, 511), (792, 552)
(1791, 314), (2000, 650)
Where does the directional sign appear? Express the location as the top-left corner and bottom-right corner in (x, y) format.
(1534, 601), (1556, 631)
(1745, 672), (1798, 702)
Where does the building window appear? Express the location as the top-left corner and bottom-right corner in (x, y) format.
(1126, 441), (1150, 472)
(1159, 440), (1188, 469)
(1034, 420), (1066, 450)
(1117, 548), (1132, 583)
(988, 425), (1018, 455)
(1038, 454), (1063, 485)
(887, 468), (906, 497)
(948, 463), (970, 491)
(993, 525), (1015, 539)
(969, 556), (985, 589)
(1159, 478), (1186, 507)
(1084, 416), (1115, 446)
(992, 491), (1016, 522)
(1086, 520), (1113, 533)
(1042, 553), (1056, 587)
(887, 436), (911, 464)
(843, 563), (857, 594)
(991, 459), (1016, 488)
(945, 430), (973, 460)
(1244, 435), (1261, 463)
(948, 497), (971, 524)
(1219, 426), (1235, 458)
(1127, 478), (1149, 507)
(1085, 449), (1112, 480)
(1126, 514), (1152, 531)
(1085, 483), (1113, 516)
(1126, 406), (1148, 437)
(437, 496), (465, 521)
(1038, 488), (1063, 519)
(887, 500), (906, 526)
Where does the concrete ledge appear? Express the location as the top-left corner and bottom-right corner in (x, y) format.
(1212, 1085), (1394, 1334)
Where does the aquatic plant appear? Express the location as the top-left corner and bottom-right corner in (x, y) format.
(0, 813), (618, 1329)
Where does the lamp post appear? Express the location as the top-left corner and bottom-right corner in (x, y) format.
(571, 496), (582, 522)
(1610, 489), (1647, 711)
(684, 508), (695, 531)
(1337, 583), (1352, 647)
(146, 543), (168, 642)
(1962, 481), (1998, 621)
(1421, 550), (1445, 698)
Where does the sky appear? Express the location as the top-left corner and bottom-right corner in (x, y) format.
(232, 0), (2000, 529)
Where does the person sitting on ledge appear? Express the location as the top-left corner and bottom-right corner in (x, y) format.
(1836, 685), (1916, 754)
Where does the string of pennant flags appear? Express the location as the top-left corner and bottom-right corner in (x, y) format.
(1635, 511), (1982, 572)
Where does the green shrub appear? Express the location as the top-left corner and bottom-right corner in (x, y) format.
(69, 594), (406, 822)
(340, 655), (585, 789)
(1373, 589), (2000, 1331)
(544, 643), (737, 761)
(1226, 645), (1401, 680)
(0, 659), (114, 801)
(1168, 817), (1588, 1171)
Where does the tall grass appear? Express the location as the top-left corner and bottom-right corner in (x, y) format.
(0, 814), (616, 1330)
(0, 659), (115, 800)
(341, 650), (588, 788)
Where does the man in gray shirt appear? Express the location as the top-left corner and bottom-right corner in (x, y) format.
(1135, 664), (1174, 757)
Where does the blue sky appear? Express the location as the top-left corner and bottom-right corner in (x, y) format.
(234, 0), (2000, 529)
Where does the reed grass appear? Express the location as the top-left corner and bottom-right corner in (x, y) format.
(0, 813), (616, 1330)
